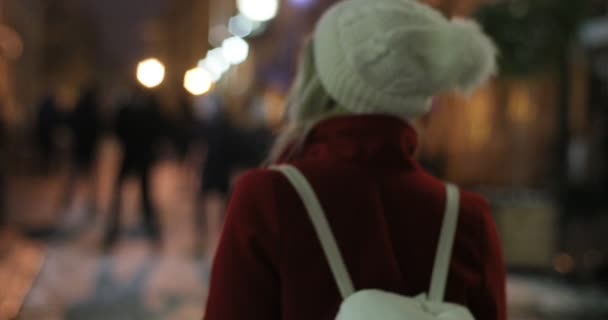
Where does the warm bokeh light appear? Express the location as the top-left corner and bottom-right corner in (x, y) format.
(184, 67), (214, 96)
(0, 25), (24, 60)
(222, 36), (249, 65)
(237, 0), (279, 22)
(508, 82), (536, 125)
(136, 58), (165, 88)
(553, 253), (576, 274)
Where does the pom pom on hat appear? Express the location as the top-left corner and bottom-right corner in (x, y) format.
(312, 0), (498, 119)
(428, 17), (498, 94)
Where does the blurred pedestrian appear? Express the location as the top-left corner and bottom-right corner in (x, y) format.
(0, 112), (5, 230)
(170, 92), (196, 163)
(196, 103), (246, 255)
(35, 94), (60, 173)
(104, 87), (163, 250)
(70, 86), (103, 177)
(205, 0), (505, 319)
(58, 86), (103, 230)
(196, 93), (272, 256)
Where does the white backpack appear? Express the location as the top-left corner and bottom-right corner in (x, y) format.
(272, 165), (475, 320)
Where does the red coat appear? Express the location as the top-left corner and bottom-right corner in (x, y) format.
(204, 115), (506, 320)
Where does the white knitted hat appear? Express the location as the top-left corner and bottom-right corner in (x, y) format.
(313, 0), (498, 119)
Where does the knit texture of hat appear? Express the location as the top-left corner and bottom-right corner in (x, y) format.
(313, 0), (498, 119)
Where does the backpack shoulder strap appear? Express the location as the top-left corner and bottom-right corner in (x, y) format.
(429, 183), (460, 302)
(271, 165), (355, 299)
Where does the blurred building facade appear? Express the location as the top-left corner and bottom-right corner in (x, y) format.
(4, 0), (99, 118)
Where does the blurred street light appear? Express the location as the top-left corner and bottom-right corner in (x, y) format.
(222, 36), (249, 65)
(237, 0), (279, 22)
(136, 58), (165, 88)
(200, 48), (231, 80)
(209, 24), (232, 48)
(198, 59), (222, 81)
(229, 15), (253, 38)
(184, 67), (214, 96)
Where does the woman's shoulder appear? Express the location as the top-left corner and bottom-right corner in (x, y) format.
(234, 167), (287, 189)
(418, 168), (493, 232)
(233, 166), (494, 223)
(224, 169), (289, 234)
(457, 187), (495, 239)
(231, 168), (296, 203)
(417, 168), (492, 220)
(460, 188), (491, 215)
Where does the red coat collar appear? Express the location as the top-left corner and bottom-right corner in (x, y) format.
(292, 115), (418, 169)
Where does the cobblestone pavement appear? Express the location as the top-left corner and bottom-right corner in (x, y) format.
(5, 142), (212, 319)
(20, 242), (208, 320)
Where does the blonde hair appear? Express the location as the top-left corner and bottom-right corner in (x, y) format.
(266, 40), (348, 164)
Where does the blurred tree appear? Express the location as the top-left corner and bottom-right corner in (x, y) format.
(475, 0), (590, 76)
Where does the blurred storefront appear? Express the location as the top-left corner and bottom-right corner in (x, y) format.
(416, 0), (608, 283)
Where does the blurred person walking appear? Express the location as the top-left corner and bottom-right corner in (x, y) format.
(58, 86), (103, 231)
(204, 0), (505, 319)
(35, 94), (62, 173)
(0, 113), (6, 231)
(196, 92), (272, 256)
(170, 92), (197, 164)
(104, 86), (164, 250)
(70, 86), (103, 181)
